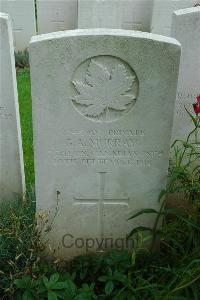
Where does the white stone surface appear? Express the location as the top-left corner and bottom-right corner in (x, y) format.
(151, 0), (197, 36)
(0, 0), (36, 50)
(37, 0), (78, 34)
(171, 7), (200, 142)
(0, 13), (25, 203)
(30, 29), (180, 259)
(78, 0), (153, 32)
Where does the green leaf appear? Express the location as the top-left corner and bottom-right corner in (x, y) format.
(48, 273), (62, 289)
(105, 280), (114, 295)
(22, 290), (34, 300)
(160, 207), (183, 216)
(48, 290), (58, 300)
(52, 281), (69, 290)
(128, 226), (153, 238)
(49, 273), (59, 284)
(43, 276), (50, 289)
(37, 286), (46, 294)
(14, 276), (32, 289)
(113, 272), (128, 284)
(108, 268), (112, 277)
(182, 142), (195, 149)
(158, 189), (167, 202)
(128, 208), (158, 220)
(184, 105), (198, 126)
(14, 279), (27, 289)
(98, 276), (108, 282)
(63, 280), (77, 297)
(171, 139), (180, 148)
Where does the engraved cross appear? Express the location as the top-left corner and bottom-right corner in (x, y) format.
(51, 11), (64, 29)
(11, 18), (22, 32)
(73, 172), (129, 238)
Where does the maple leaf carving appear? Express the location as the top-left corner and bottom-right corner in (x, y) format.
(72, 59), (136, 117)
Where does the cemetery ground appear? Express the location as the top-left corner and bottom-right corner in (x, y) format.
(0, 68), (200, 299)
(17, 68), (34, 187)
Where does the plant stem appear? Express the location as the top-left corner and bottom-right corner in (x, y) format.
(178, 119), (200, 168)
(150, 192), (166, 252)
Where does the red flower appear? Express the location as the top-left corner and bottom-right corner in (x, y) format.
(193, 94), (200, 115)
(193, 102), (200, 114)
(196, 94), (200, 102)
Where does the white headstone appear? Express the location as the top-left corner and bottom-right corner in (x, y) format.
(30, 29), (180, 259)
(171, 7), (200, 142)
(0, 13), (25, 203)
(78, 0), (153, 32)
(0, 0), (36, 50)
(37, 0), (78, 34)
(151, 0), (197, 36)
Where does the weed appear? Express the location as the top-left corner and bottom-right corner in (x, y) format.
(15, 49), (29, 69)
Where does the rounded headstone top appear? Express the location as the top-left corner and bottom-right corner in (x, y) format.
(30, 28), (181, 48)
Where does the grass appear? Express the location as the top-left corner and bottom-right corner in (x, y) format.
(17, 69), (34, 187)
(15, 50), (29, 69)
(0, 193), (200, 299)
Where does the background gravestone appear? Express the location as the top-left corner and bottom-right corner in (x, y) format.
(0, 13), (25, 203)
(151, 0), (197, 36)
(0, 0), (36, 50)
(37, 0), (78, 34)
(30, 29), (180, 259)
(171, 7), (200, 142)
(78, 0), (153, 32)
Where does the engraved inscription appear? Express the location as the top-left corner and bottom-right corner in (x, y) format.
(71, 56), (139, 122)
(175, 92), (198, 116)
(51, 11), (65, 30)
(122, 22), (142, 31)
(0, 107), (13, 120)
(50, 128), (164, 168)
(74, 172), (129, 238)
